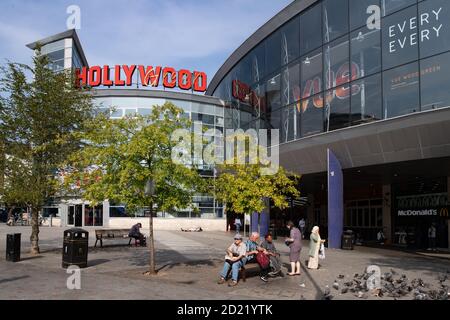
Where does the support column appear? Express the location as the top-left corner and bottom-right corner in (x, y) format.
(251, 212), (259, 233)
(306, 193), (314, 233)
(382, 184), (392, 244)
(447, 177), (450, 249)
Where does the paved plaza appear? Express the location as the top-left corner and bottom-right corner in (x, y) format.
(0, 224), (449, 300)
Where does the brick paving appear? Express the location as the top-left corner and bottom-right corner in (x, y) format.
(0, 224), (449, 300)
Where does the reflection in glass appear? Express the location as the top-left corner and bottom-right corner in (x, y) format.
(323, 0), (349, 43)
(281, 105), (298, 143)
(351, 74), (382, 125)
(381, 0), (416, 16)
(301, 93), (324, 137)
(280, 16), (300, 65)
(421, 52), (450, 111)
(349, 0), (381, 31)
(301, 49), (323, 99)
(324, 86), (350, 131)
(281, 63), (300, 106)
(266, 74), (281, 112)
(419, 0), (450, 59)
(265, 31), (281, 75)
(300, 3), (323, 55)
(324, 36), (350, 90)
(351, 26), (381, 79)
(383, 62), (420, 118)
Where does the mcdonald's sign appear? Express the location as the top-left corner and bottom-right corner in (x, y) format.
(440, 207), (449, 218)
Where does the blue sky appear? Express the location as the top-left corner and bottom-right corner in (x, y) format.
(0, 0), (292, 84)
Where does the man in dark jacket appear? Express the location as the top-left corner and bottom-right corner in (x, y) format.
(129, 223), (146, 246)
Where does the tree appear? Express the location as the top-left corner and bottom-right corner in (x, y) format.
(65, 102), (203, 275)
(213, 133), (300, 234)
(0, 49), (95, 254)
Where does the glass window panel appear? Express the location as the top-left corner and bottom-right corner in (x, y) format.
(383, 62), (420, 118)
(371, 208), (377, 226)
(324, 36), (350, 90)
(124, 109), (137, 116)
(382, 6), (419, 70)
(419, 0), (450, 58)
(138, 108), (152, 116)
(300, 93), (324, 137)
(350, 0), (381, 31)
(301, 49), (323, 99)
(191, 102), (215, 115)
(351, 25), (382, 79)
(269, 108), (281, 130)
(420, 51), (450, 111)
(265, 31), (281, 75)
(300, 3), (323, 55)
(351, 74), (382, 125)
(266, 73), (281, 112)
(381, 0), (416, 16)
(281, 63), (300, 106)
(377, 208), (383, 226)
(324, 85), (350, 131)
(364, 208), (370, 227)
(323, 0), (349, 43)
(280, 105), (298, 143)
(191, 113), (215, 125)
(46, 49), (65, 62)
(280, 16), (300, 65)
(252, 82), (267, 116)
(250, 43), (266, 83)
(111, 109), (123, 118)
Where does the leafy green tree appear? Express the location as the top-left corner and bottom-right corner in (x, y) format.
(213, 134), (300, 232)
(65, 102), (203, 275)
(0, 49), (95, 254)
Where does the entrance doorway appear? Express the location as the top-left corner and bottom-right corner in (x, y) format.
(68, 205), (83, 227)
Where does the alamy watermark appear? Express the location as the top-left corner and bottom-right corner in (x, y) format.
(171, 123), (279, 175)
(66, 265), (81, 290)
(66, 5), (81, 30)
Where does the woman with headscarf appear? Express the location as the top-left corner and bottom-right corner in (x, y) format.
(285, 221), (302, 275)
(308, 226), (325, 269)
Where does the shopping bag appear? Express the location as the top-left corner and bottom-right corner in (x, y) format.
(319, 243), (325, 260)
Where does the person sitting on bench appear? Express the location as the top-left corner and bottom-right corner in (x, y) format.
(245, 232), (271, 282)
(217, 234), (247, 287)
(261, 233), (283, 277)
(128, 223), (146, 246)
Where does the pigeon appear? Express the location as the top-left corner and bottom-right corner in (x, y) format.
(323, 286), (333, 300)
(391, 268), (398, 275)
(344, 281), (353, 287)
(438, 274), (448, 283)
(333, 281), (339, 290)
(341, 287), (349, 294)
(338, 274), (345, 279)
(356, 291), (368, 299)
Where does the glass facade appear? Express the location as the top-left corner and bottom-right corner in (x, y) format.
(212, 0), (450, 144)
(94, 95), (224, 219)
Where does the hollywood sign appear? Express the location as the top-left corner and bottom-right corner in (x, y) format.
(75, 65), (207, 92)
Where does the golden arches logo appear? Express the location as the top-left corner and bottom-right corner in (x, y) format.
(440, 208), (449, 217)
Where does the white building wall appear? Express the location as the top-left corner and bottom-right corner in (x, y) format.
(108, 217), (225, 231)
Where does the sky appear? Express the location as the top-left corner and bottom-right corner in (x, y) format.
(0, 0), (293, 85)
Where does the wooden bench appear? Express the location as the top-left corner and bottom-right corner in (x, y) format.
(94, 229), (137, 248)
(239, 260), (261, 282)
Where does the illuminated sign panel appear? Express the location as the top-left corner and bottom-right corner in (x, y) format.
(75, 65), (207, 92)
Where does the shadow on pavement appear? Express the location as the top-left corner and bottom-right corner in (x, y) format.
(88, 259), (110, 267)
(0, 275), (30, 284)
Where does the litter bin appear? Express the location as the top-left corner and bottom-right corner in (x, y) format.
(341, 231), (354, 250)
(62, 228), (88, 268)
(6, 233), (21, 262)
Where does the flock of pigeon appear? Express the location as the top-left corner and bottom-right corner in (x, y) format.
(321, 268), (450, 300)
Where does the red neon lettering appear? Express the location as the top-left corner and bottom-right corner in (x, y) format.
(193, 71), (207, 92)
(122, 65), (136, 86)
(138, 66), (161, 87)
(178, 69), (192, 90)
(163, 67), (177, 88)
(88, 66), (102, 87)
(103, 65), (113, 86)
(114, 65), (125, 86)
(302, 77), (322, 100)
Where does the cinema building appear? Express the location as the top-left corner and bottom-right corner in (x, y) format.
(26, 30), (226, 231)
(207, 0), (450, 248)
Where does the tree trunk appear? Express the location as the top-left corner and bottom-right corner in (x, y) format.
(30, 207), (40, 254)
(148, 201), (156, 275)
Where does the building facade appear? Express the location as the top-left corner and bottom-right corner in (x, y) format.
(208, 0), (450, 248)
(26, 30), (226, 231)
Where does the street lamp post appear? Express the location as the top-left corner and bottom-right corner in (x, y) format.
(144, 178), (156, 274)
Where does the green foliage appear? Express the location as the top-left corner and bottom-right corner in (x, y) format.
(213, 134), (300, 216)
(0, 48), (95, 209)
(65, 102), (204, 214)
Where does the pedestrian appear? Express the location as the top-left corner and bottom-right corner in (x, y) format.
(234, 217), (242, 234)
(260, 233), (283, 277)
(307, 226), (325, 269)
(128, 223), (146, 246)
(298, 218), (306, 239)
(427, 223), (437, 251)
(217, 234), (247, 287)
(285, 221), (302, 275)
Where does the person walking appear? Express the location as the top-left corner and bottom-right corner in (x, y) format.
(428, 223), (437, 251)
(234, 217), (242, 234)
(285, 221), (302, 275)
(298, 218), (306, 239)
(308, 226), (325, 269)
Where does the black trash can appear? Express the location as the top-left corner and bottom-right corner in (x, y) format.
(6, 233), (21, 262)
(62, 228), (88, 268)
(342, 231), (354, 250)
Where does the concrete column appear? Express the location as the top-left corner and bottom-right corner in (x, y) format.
(103, 200), (110, 228)
(382, 184), (392, 244)
(306, 193), (314, 232)
(251, 212), (259, 233)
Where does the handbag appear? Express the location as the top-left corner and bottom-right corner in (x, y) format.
(319, 243), (325, 260)
(256, 252), (270, 268)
